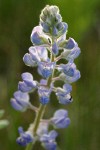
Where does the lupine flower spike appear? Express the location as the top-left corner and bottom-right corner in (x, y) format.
(11, 5), (81, 150)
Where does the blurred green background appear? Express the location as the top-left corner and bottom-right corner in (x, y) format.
(0, 0), (100, 149)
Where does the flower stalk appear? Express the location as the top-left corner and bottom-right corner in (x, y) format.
(10, 5), (81, 150)
(33, 104), (46, 135)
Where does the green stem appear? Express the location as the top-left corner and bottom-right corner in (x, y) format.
(25, 142), (33, 150)
(25, 105), (46, 150)
(33, 104), (46, 135)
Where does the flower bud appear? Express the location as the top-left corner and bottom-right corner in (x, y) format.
(31, 26), (49, 45)
(11, 91), (29, 111)
(18, 72), (37, 93)
(40, 130), (58, 150)
(23, 53), (36, 67)
(52, 42), (59, 55)
(40, 5), (69, 38)
(16, 127), (34, 146)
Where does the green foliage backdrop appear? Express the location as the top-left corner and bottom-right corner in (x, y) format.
(0, 0), (100, 149)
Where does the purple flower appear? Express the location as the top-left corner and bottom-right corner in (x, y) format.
(23, 46), (48, 67)
(31, 26), (49, 45)
(52, 42), (58, 55)
(56, 83), (72, 96)
(52, 22), (68, 37)
(23, 53), (37, 67)
(29, 46), (48, 62)
(40, 130), (58, 142)
(43, 142), (57, 150)
(55, 84), (73, 104)
(11, 91), (29, 111)
(59, 71), (80, 84)
(38, 62), (56, 78)
(38, 79), (52, 105)
(38, 86), (51, 105)
(67, 46), (81, 61)
(61, 38), (81, 61)
(56, 22), (64, 31)
(10, 5), (81, 149)
(40, 79), (47, 86)
(40, 22), (50, 33)
(59, 38), (77, 50)
(58, 62), (76, 77)
(64, 38), (76, 49)
(52, 27), (58, 36)
(18, 72), (37, 93)
(51, 109), (70, 128)
(40, 130), (58, 150)
(57, 93), (73, 104)
(57, 22), (68, 37)
(16, 127), (33, 146)
(59, 63), (81, 83)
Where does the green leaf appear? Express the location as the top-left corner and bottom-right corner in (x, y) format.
(0, 120), (9, 129)
(0, 110), (5, 118)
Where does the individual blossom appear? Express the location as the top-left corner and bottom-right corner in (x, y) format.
(56, 22), (68, 37)
(31, 26), (50, 45)
(40, 79), (47, 86)
(60, 38), (81, 61)
(55, 83), (73, 104)
(37, 79), (53, 105)
(58, 62), (81, 83)
(51, 109), (70, 128)
(29, 46), (48, 62)
(59, 38), (76, 50)
(59, 70), (80, 84)
(55, 83), (72, 96)
(11, 90), (29, 111)
(40, 130), (58, 150)
(23, 53), (37, 67)
(58, 62), (76, 76)
(52, 41), (59, 55)
(57, 92), (73, 105)
(66, 46), (80, 62)
(42, 141), (57, 150)
(38, 62), (56, 79)
(57, 92), (72, 105)
(18, 72), (37, 93)
(38, 85), (51, 105)
(23, 46), (48, 67)
(16, 127), (34, 146)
